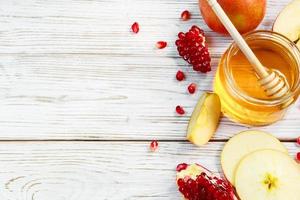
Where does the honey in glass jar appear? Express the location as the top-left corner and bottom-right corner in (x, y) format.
(214, 31), (300, 125)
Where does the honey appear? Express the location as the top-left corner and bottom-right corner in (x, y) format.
(214, 31), (300, 125)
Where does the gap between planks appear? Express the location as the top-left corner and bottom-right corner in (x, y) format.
(0, 139), (295, 142)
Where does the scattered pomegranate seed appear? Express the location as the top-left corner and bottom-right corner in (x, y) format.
(175, 25), (211, 73)
(176, 164), (237, 200)
(176, 70), (185, 81)
(188, 83), (197, 94)
(131, 22), (139, 33)
(181, 10), (191, 21)
(176, 105), (185, 115)
(150, 140), (158, 152)
(296, 152), (300, 162)
(156, 41), (167, 49)
(297, 137), (300, 145)
(176, 163), (188, 172)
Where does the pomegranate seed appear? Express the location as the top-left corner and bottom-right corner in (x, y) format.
(176, 163), (188, 172)
(150, 140), (158, 152)
(131, 22), (139, 33)
(176, 105), (185, 115)
(297, 137), (300, 145)
(188, 83), (197, 94)
(181, 10), (191, 21)
(296, 152), (300, 162)
(156, 41), (167, 49)
(176, 70), (185, 81)
(175, 25), (211, 73)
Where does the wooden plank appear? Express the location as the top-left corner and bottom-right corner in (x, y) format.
(0, 54), (299, 140)
(0, 141), (297, 200)
(0, 0), (291, 55)
(0, 0), (298, 140)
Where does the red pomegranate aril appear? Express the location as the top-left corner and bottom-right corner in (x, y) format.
(178, 32), (185, 39)
(179, 186), (185, 194)
(188, 83), (197, 94)
(177, 178), (185, 187)
(131, 22), (139, 33)
(156, 41), (167, 49)
(297, 137), (300, 145)
(176, 163), (188, 172)
(176, 105), (185, 115)
(181, 10), (191, 21)
(150, 140), (158, 151)
(176, 70), (185, 81)
(296, 152), (300, 162)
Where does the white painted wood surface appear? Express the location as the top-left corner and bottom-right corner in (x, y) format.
(0, 0), (299, 199)
(0, 142), (298, 200)
(0, 0), (298, 140)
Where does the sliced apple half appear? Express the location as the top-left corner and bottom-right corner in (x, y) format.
(187, 92), (221, 146)
(235, 149), (300, 200)
(221, 130), (288, 185)
(273, 0), (300, 45)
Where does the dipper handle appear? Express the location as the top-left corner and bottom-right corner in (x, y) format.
(206, 0), (269, 78)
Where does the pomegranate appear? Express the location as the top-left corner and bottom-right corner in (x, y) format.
(176, 70), (185, 81)
(181, 10), (191, 21)
(156, 41), (167, 49)
(176, 163), (238, 200)
(176, 106), (185, 115)
(131, 22), (139, 33)
(175, 26), (211, 73)
(188, 83), (197, 94)
(150, 140), (158, 152)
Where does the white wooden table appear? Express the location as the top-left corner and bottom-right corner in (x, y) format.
(0, 0), (298, 199)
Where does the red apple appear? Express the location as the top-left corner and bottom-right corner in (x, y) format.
(199, 0), (266, 34)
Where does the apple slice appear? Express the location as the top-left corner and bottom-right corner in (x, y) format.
(187, 92), (221, 146)
(273, 0), (300, 43)
(221, 130), (288, 185)
(235, 149), (300, 200)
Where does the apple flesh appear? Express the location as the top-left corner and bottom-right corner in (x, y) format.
(187, 92), (221, 146)
(199, 0), (266, 34)
(273, 0), (300, 47)
(221, 130), (288, 185)
(235, 149), (300, 200)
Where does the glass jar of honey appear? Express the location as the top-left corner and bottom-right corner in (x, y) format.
(214, 31), (300, 126)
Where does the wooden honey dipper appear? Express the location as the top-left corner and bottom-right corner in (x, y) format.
(206, 0), (290, 98)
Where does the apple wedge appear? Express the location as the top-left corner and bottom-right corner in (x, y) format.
(187, 92), (221, 146)
(235, 149), (300, 200)
(273, 0), (300, 44)
(221, 130), (288, 185)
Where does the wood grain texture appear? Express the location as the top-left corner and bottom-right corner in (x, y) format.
(0, 54), (299, 140)
(0, 1), (298, 199)
(0, 141), (297, 200)
(0, 1), (299, 140)
(0, 0), (298, 140)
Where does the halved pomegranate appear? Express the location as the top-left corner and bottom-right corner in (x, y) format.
(176, 163), (238, 200)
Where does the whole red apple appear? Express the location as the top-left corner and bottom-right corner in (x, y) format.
(199, 0), (266, 34)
